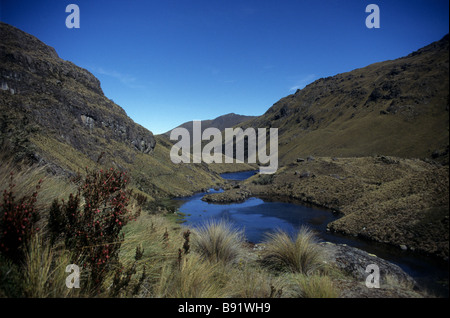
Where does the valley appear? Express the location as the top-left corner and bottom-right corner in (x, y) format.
(0, 21), (448, 298)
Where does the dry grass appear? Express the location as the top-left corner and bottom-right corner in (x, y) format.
(284, 273), (339, 298)
(260, 227), (325, 275)
(190, 220), (245, 264)
(22, 234), (78, 298)
(223, 265), (285, 298)
(0, 157), (76, 215)
(153, 253), (227, 298)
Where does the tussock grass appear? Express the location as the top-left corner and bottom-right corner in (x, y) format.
(223, 265), (285, 298)
(0, 157), (76, 215)
(23, 234), (77, 298)
(284, 273), (339, 298)
(154, 253), (227, 298)
(191, 220), (245, 264)
(260, 227), (325, 275)
(118, 213), (182, 290)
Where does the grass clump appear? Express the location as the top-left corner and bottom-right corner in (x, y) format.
(154, 253), (226, 298)
(223, 265), (285, 298)
(284, 273), (339, 298)
(191, 220), (245, 264)
(22, 234), (75, 298)
(260, 226), (325, 275)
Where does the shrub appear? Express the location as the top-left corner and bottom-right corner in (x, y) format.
(0, 172), (41, 263)
(48, 199), (65, 245)
(191, 220), (245, 264)
(47, 167), (140, 293)
(260, 226), (325, 275)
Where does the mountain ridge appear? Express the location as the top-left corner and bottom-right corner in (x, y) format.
(162, 112), (257, 137)
(0, 22), (220, 199)
(238, 33), (449, 165)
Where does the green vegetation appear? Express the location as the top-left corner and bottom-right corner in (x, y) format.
(284, 274), (339, 298)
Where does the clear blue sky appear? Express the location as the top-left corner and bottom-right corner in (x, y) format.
(1, 0), (449, 134)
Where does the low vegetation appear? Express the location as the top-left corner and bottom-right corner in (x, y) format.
(206, 155), (449, 259)
(0, 158), (428, 298)
(260, 227), (326, 275)
(191, 220), (245, 264)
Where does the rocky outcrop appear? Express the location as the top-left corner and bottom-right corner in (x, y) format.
(321, 242), (417, 287)
(320, 242), (428, 298)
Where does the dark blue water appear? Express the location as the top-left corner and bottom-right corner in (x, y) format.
(220, 170), (258, 181)
(173, 171), (449, 297)
(177, 190), (338, 243)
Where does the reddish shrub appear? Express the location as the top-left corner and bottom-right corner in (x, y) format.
(0, 173), (41, 263)
(48, 167), (140, 292)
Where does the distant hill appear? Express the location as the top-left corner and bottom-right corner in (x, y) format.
(241, 34), (449, 165)
(0, 22), (220, 199)
(162, 113), (256, 137)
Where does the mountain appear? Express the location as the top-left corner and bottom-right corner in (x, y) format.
(200, 35), (449, 259)
(0, 22), (220, 199)
(162, 113), (256, 137)
(240, 34), (449, 165)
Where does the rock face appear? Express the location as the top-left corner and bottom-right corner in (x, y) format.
(0, 22), (155, 170)
(322, 242), (417, 287)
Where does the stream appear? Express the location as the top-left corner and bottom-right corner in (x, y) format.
(172, 170), (449, 297)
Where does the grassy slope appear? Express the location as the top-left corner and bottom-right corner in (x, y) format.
(0, 22), (224, 200)
(27, 131), (223, 201)
(239, 35), (449, 165)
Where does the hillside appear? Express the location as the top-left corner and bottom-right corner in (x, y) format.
(162, 112), (256, 137)
(0, 22), (221, 200)
(202, 35), (450, 260)
(239, 34), (449, 166)
(161, 112), (258, 174)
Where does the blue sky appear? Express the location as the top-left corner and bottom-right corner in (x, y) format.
(1, 0), (449, 134)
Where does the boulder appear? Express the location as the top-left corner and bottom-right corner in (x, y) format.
(321, 242), (417, 288)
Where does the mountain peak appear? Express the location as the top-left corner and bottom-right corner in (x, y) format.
(163, 112), (256, 137)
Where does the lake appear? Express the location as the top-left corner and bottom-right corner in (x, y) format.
(219, 170), (258, 181)
(172, 171), (449, 297)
